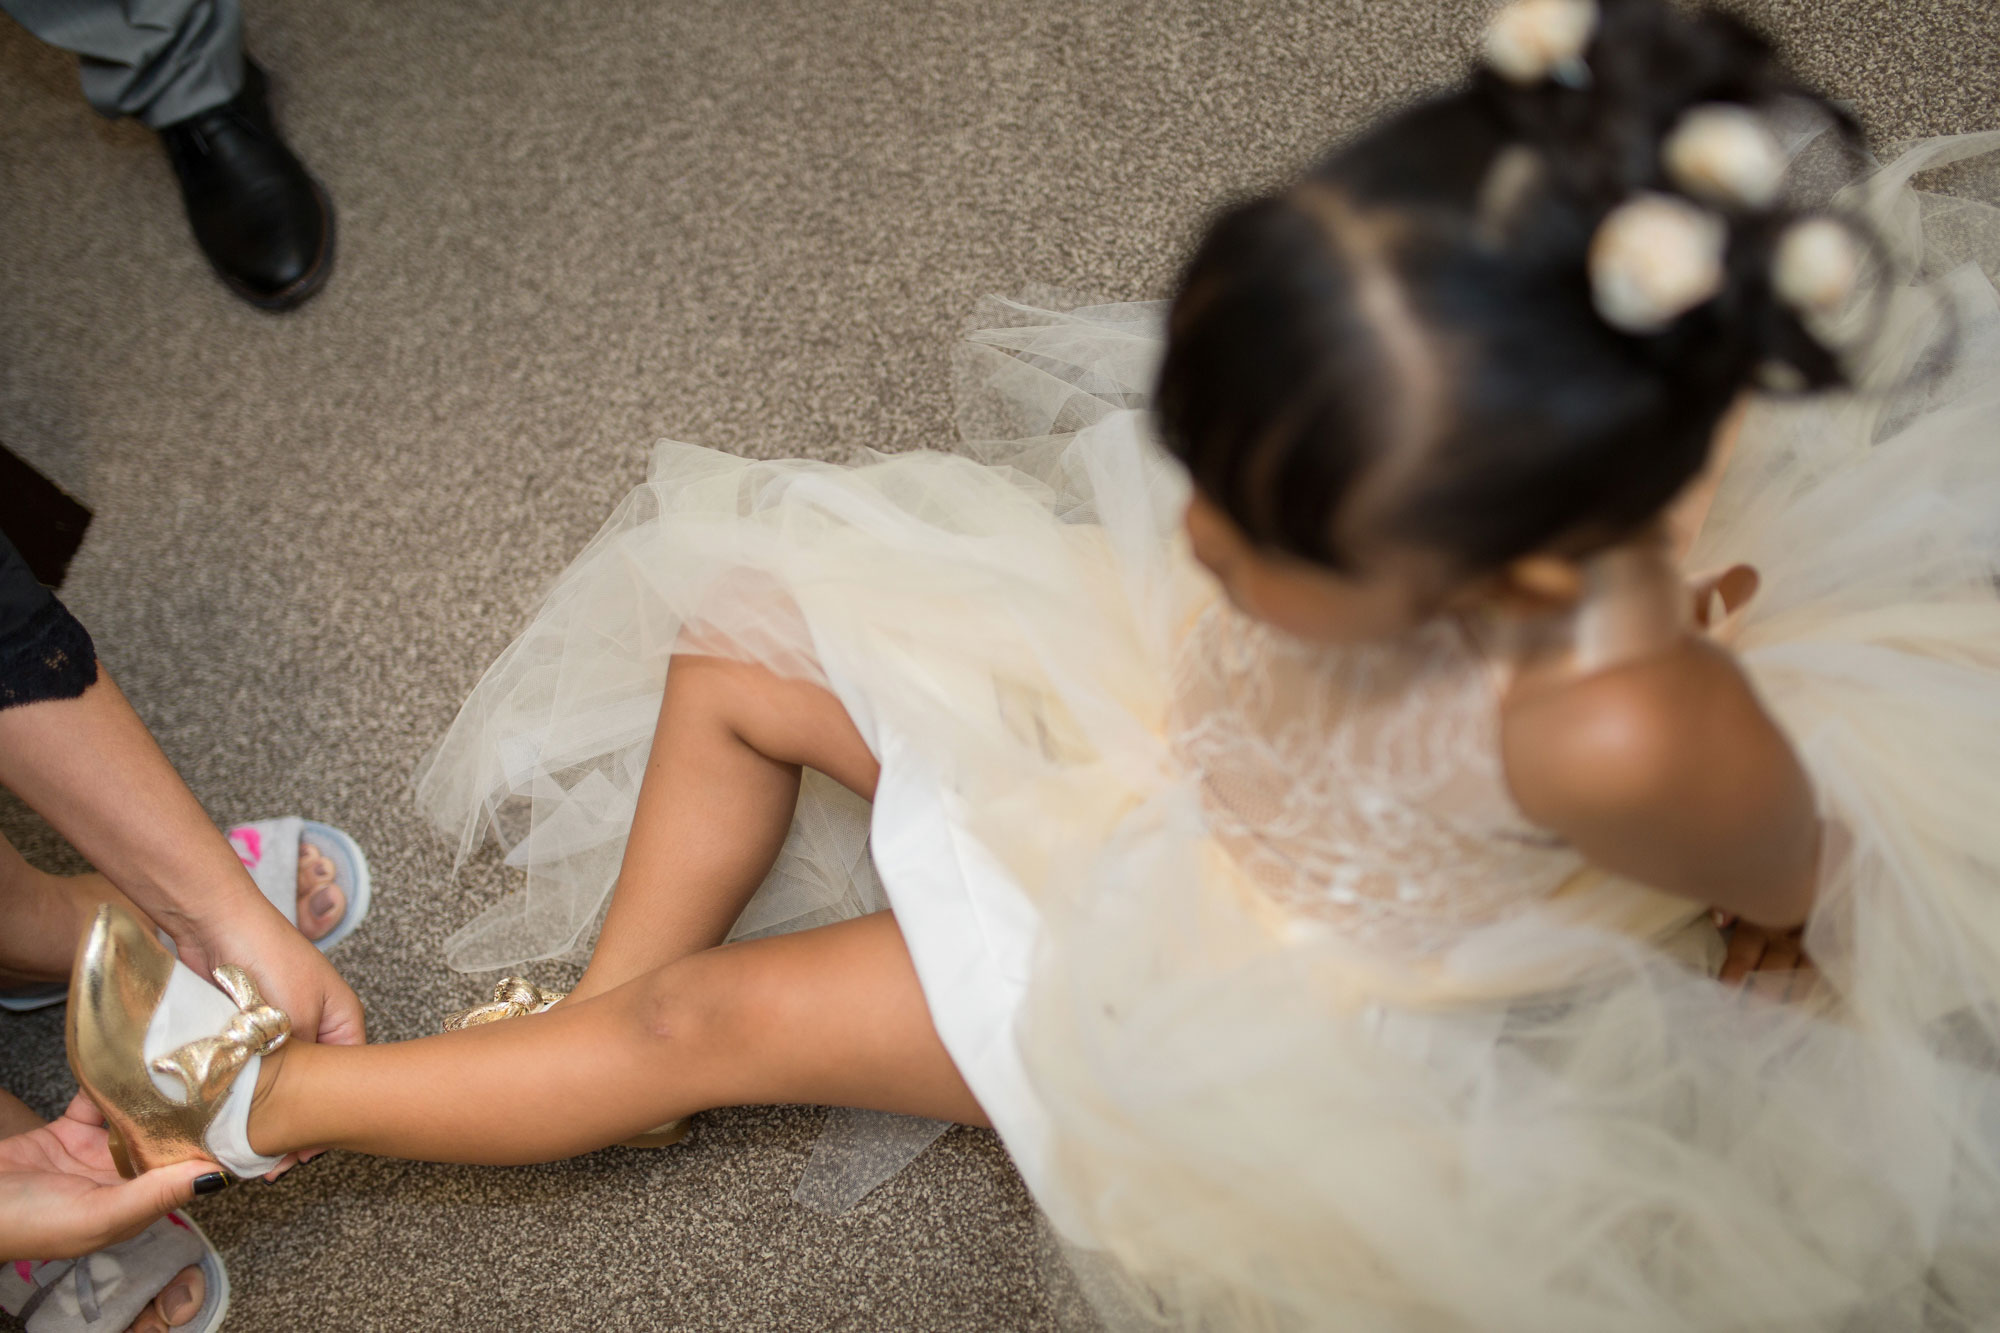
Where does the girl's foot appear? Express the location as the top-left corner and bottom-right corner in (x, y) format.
(67, 903), (288, 1181)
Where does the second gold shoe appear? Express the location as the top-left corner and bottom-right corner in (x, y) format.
(66, 903), (291, 1180)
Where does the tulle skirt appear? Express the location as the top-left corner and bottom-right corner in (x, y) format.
(416, 132), (2000, 1329)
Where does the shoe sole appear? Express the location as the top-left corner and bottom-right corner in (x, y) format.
(68, 905), (217, 1179)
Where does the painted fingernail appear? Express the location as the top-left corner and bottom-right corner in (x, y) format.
(309, 888), (339, 918)
(193, 1172), (228, 1195)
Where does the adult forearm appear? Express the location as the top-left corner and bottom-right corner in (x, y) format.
(0, 667), (274, 941)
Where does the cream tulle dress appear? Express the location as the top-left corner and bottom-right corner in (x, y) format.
(416, 130), (2000, 1330)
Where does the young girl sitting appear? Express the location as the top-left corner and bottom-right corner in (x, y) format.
(66, 0), (2000, 1325)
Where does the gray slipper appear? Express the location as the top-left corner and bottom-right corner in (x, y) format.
(0, 982), (68, 1014)
(225, 817), (372, 951)
(0, 817), (371, 1015)
(0, 1211), (228, 1332)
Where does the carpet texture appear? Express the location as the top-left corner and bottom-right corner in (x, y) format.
(1, 1), (1993, 1329)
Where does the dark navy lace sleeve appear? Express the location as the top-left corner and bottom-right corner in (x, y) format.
(0, 528), (97, 710)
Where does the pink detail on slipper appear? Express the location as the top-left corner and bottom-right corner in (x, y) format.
(12, 1261), (30, 1282)
(227, 827), (263, 869)
(167, 1213), (191, 1232)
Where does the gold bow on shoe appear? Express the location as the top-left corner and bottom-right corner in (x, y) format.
(151, 965), (292, 1104)
(67, 904), (294, 1179)
(441, 977), (566, 1032)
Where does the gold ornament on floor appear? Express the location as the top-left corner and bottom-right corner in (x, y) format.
(440, 976), (690, 1149)
(67, 904), (291, 1179)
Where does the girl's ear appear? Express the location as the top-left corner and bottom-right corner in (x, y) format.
(1490, 553), (1587, 610)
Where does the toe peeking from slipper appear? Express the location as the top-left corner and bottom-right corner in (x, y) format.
(0, 1211), (230, 1332)
(225, 816), (373, 951)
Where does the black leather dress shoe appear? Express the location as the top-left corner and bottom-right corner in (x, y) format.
(158, 61), (333, 312)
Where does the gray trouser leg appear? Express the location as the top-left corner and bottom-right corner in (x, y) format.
(0, 0), (243, 128)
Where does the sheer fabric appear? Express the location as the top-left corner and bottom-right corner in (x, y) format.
(416, 132), (2000, 1328)
(1171, 602), (1583, 955)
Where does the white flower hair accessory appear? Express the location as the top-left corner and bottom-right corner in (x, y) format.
(1589, 193), (1729, 334)
(1662, 103), (1788, 209)
(1483, 0), (1598, 88)
(1773, 216), (1863, 320)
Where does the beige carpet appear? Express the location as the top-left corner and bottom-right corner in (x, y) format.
(1, 1), (1993, 1328)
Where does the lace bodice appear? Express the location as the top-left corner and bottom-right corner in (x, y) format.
(1169, 599), (1585, 954)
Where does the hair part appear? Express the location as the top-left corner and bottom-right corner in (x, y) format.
(1156, 0), (1861, 580)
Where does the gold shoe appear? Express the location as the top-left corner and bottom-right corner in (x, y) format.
(441, 976), (689, 1149)
(441, 976), (566, 1031)
(66, 904), (291, 1179)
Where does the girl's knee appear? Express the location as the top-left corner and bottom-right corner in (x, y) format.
(667, 651), (876, 797)
(631, 944), (815, 1073)
(631, 948), (772, 1057)
(632, 962), (714, 1048)
(667, 649), (756, 697)
(666, 652), (785, 727)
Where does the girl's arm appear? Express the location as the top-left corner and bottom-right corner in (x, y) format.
(1501, 636), (1821, 928)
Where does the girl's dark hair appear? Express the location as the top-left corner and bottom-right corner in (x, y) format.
(1156, 0), (1860, 577)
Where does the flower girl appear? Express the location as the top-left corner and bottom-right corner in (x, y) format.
(69, 0), (2000, 1325)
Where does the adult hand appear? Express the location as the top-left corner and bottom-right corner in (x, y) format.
(174, 897), (367, 1049)
(0, 668), (366, 1052)
(174, 902), (361, 1179)
(0, 1095), (220, 1263)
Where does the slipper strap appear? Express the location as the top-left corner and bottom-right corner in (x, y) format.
(224, 816), (305, 928)
(2, 1214), (206, 1332)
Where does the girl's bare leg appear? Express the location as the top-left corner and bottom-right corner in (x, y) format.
(566, 654), (880, 1002)
(235, 650), (972, 1166)
(247, 911), (985, 1164)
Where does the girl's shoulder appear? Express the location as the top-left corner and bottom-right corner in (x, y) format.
(1498, 634), (1768, 827)
(1495, 631), (1820, 921)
